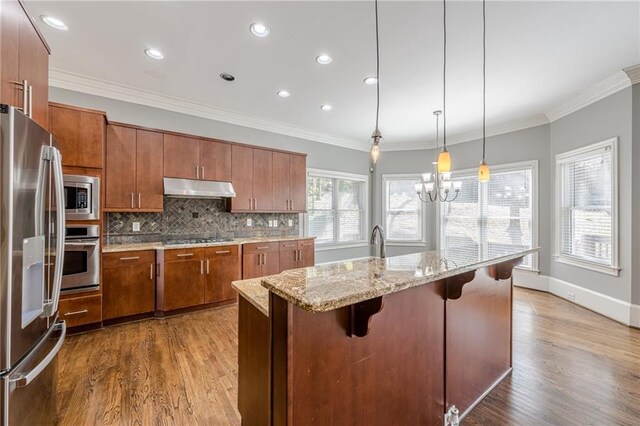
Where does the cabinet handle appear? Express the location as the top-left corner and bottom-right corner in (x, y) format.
(215, 250), (230, 254)
(200, 259), (204, 274)
(138, 193), (141, 208)
(262, 253), (266, 265)
(28, 84), (33, 117)
(119, 256), (140, 261)
(256, 246), (269, 250)
(176, 253), (194, 257)
(64, 309), (88, 316)
(150, 264), (153, 280)
(206, 259), (210, 274)
(201, 167), (205, 180)
(196, 166), (199, 179)
(130, 193), (134, 209)
(254, 198), (257, 210)
(283, 244), (295, 248)
(257, 254), (261, 266)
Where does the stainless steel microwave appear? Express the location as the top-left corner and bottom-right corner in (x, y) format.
(63, 174), (100, 221)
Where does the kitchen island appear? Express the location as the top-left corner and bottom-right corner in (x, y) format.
(233, 247), (538, 425)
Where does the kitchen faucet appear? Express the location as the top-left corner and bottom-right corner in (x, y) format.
(370, 225), (386, 259)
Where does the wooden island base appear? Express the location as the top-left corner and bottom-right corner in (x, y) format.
(237, 257), (522, 425)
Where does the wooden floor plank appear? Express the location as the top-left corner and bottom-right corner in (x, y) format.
(56, 289), (640, 425)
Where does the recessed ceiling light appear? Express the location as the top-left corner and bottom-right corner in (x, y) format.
(144, 48), (164, 60)
(277, 90), (290, 98)
(250, 23), (270, 38)
(363, 76), (378, 85)
(40, 15), (68, 31)
(320, 104), (333, 111)
(316, 54), (333, 65)
(220, 73), (235, 82)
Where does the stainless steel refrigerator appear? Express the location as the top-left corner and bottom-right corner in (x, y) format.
(0, 105), (66, 425)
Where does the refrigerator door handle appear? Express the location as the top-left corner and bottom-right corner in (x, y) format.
(43, 147), (65, 317)
(33, 146), (48, 235)
(9, 321), (66, 388)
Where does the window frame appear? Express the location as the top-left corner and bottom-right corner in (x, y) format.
(437, 160), (539, 271)
(382, 174), (426, 245)
(554, 138), (619, 276)
(305, 168), (369, 250)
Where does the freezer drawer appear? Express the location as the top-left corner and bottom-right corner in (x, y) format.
(1, 321), (66, 426)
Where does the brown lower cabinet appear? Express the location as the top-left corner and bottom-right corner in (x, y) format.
(102, 250), (156, 320)
(278, 239), (315, 273)
(204, 245), (241, 303)
(157, 248), (205, 311)
(242, 242), (280, 279)
(58, 294), (102, 328)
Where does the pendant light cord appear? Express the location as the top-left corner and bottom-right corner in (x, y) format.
(442, 0), (447, 150)
(482, 0), (486, 162)
(375, 0), (380, 130)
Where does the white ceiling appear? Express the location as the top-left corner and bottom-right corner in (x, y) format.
(26, 1), (640, 151)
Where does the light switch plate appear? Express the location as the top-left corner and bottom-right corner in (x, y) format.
(132, 222), (141, 232)
(247, 218), (253, 227)
(288, 219), (293, 227)
(273, 221), (278, 228)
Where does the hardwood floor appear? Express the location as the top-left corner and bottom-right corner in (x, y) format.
(56, 288), (640, 425)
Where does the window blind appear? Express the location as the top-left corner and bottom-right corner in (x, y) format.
(385, 178), (422, 241)
(558, 146), (613, 266)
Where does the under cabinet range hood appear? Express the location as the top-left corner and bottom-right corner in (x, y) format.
(163, 177), (236, 199)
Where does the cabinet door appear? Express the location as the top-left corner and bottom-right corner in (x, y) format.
(163, 260), (204, 310)
(242, 253), (262, 279)
(0, 0), (20, 110)
(50, 105), (105, 169)
(200, 140), (232, 182)
(298, 240), (315, 268)
(136, 130), (164, 211)
(205, 245), (241, 303)
(18, 11), (48, 128)
(231, 145), (254, 211)
(262, 251), (280, 276)
(163, 134), (200, 179)
(103, 251), (155, 320)
(105, 125), (136, 209)
(272, 152), (290, 212)
(252, 149), (273, 212)
(289, 154), (307, 212)
(279, 241), (298, 272)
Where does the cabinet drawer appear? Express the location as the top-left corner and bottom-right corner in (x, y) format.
(103, 250), (155, 268)
(163, 247), (204, 262)
(59, 295), (102, 328)
(205, 244), (239, 258)
(279, 241), (298, 250)
(243, 242), (279, 254)
(298, 239), (315, 248)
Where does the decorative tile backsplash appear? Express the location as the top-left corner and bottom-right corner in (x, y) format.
(106, 198), (299, 244)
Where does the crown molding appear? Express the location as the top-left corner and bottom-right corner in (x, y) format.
(623, 64), (640, 85)
(545, 70), (632, 122)
(381, 114), (549, 152)
(49, 68), (371, 152)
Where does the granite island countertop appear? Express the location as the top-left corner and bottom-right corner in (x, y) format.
(261, 247), (539, 313)
(102, 236), (313, 253)
(232, 277), (270, 316)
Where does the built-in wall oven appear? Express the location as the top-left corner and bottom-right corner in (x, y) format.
(62, 225), (100, 293)
(63, 174), (100, 221)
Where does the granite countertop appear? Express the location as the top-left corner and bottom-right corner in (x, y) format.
(232, 278), (270, 317)
(261, 247), (540, 313)
(102, 236), (313, 253)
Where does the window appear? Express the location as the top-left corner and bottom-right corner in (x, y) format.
(306, 169), (368, 247)
(440, 161), (538, 269)
(555, 138), (618, 275)
(383, 175), (423, 242)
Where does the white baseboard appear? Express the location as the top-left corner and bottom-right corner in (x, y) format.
(514, 271), (639, 327)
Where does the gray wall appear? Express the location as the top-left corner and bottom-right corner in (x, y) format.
(373, 124), (551, 273)
(549, 88), (633, 303)
(50, 87), (370, 264)
(633, 83), (640, 305)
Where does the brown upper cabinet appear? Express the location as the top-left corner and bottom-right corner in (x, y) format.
(164, 134), (232, 182)
(105, 124), (163, 211)
(230, 146), (275, 212)
(1, 0), (50, 129)
(49, 103), (106, 169)
(273, 152), (307, 212)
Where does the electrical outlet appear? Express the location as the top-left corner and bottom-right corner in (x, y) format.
(246, 218), (253, 227)
(567, 292), (576, 301)
(132, 222), (140, 232)
(288, 219), (293, 227)
(273, 220), (278, 228)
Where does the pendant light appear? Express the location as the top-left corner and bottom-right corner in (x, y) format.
(437, 0), (451, 174)
(477, 0), (491, 182)
(370, 0), (382, 165)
